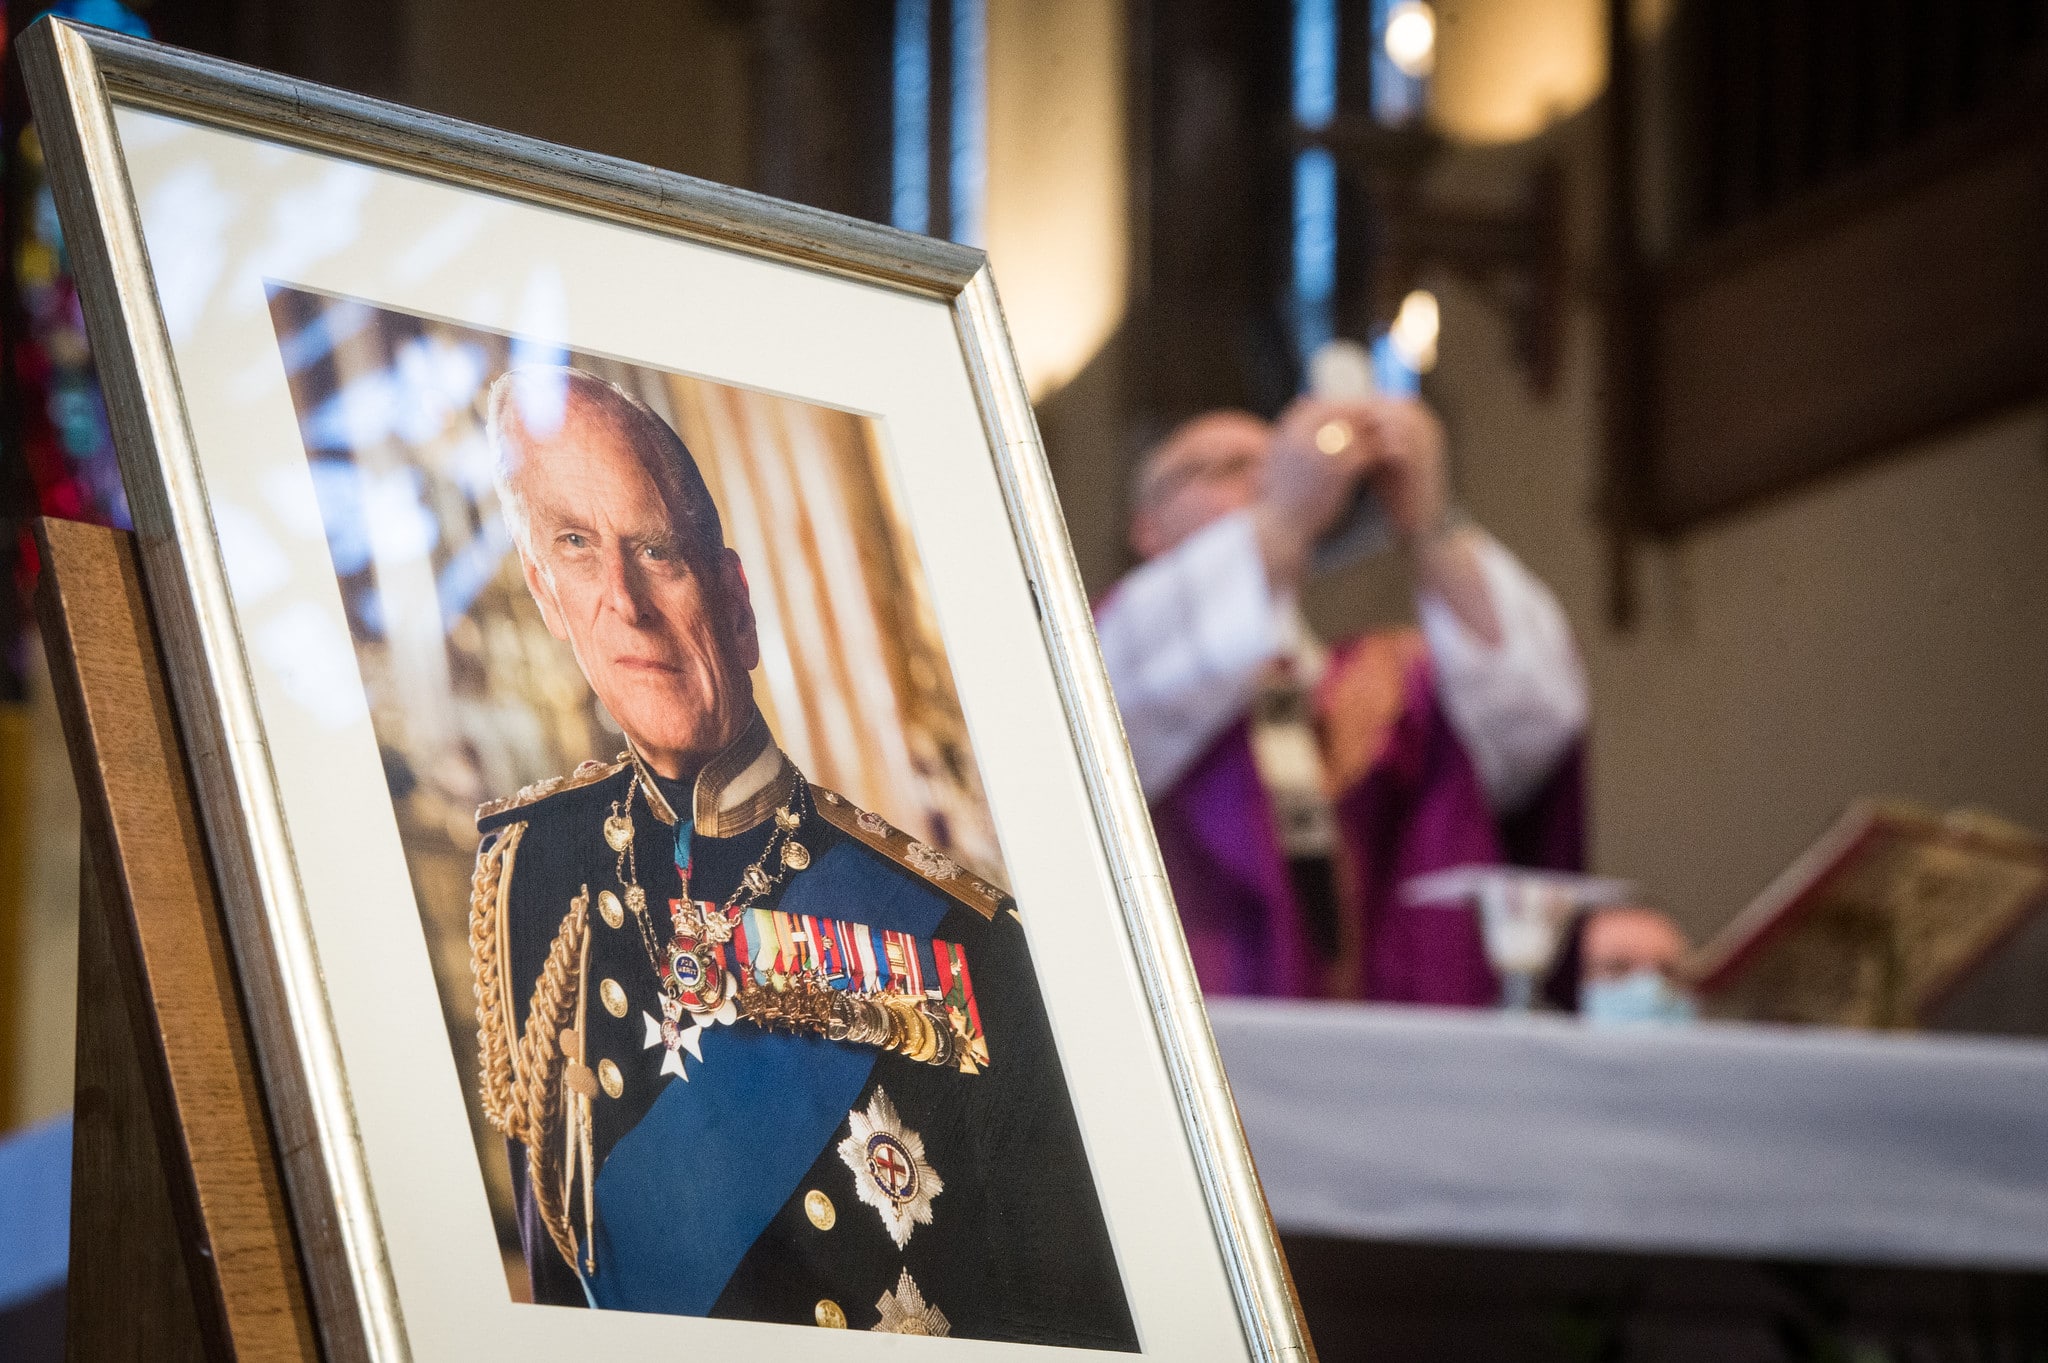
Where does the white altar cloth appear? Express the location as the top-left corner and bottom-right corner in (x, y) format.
(1208, 999), (2048, 1267)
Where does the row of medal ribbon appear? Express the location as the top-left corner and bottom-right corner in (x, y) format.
(698, 903), (991, 1068)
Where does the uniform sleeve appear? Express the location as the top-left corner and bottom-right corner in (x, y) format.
(1416, 530), (1589, 813)
(508, 1139), (590, 1308)
(959, 912), (1139, 1350)
(1094, 510), (1289, 798)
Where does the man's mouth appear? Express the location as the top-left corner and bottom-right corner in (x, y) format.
(613, 655), (683, 674)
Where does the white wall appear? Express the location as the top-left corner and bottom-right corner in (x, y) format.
(1413, 227), (2048, 944)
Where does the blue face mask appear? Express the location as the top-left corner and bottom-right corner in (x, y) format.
(1583, 969), (1697, 1026)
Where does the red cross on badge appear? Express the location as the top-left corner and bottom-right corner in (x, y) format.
(866, 1134), (916, 1201)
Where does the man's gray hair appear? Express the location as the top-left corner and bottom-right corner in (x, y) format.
(485, 365), (724, 559)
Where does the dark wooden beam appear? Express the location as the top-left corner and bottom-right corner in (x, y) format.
(1645, 89), (2048, 529)
(1600, 0), (1652, 627)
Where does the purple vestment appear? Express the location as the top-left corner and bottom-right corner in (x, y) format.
(1148, 630), (1584, 1003)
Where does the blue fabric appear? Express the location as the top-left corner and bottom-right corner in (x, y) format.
(1583, 970), (1698, 1027)
(584, 838), (948, 1314)
(0, 1114), (73, 1313)
(673, 818), (693, 880)
(588, 1027), (875, 1314)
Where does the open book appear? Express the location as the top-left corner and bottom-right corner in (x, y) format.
(1690, 802), (2048, 1029)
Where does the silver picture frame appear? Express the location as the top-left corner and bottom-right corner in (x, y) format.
(21, 16), (1311, 1361)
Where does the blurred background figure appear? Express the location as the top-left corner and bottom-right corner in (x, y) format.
(1578, 906), (1695, 1025)
(1543, 902), (1696, 1026)
(1096, 392), (1587, 1002)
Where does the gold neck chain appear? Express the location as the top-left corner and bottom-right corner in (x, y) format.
(609, 771), (815, 996)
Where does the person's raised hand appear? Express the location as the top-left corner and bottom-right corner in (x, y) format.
(1355, 396), (1450, 544)
(1360, 396), (1502, 645)
(1253, 397), (1377, 585)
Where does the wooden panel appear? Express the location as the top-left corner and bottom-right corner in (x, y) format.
(35, 517), (318, 1361)
(1280, 1235), (2048, 1361)
(1680, 0), (2047, 239)
(1646, 107), (2048, 528)
(68, 836), (212, 1361)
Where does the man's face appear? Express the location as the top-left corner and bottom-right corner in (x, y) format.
(1129, 412), (1272, 560)
(1582, 907), (1689, 986)
(509, 400), (759, 782)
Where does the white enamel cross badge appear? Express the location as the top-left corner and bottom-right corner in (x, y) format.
(640, 989), (737, 1082)
(837, 1087), (942, 1248)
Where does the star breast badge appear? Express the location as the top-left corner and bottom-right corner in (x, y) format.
(873, 1268), (950, 1337)
(837, 1088), (942, 1249)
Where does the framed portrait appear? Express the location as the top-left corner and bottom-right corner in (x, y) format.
(23, 18), (1308, 1363)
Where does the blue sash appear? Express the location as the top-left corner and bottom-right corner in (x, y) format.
(585, 1026), (874, 1314)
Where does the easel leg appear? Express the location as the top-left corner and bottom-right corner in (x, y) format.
(39, 519), (319, 1361)
(68, 838), (211, 1360)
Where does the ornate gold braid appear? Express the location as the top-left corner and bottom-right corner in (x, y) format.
(518, 891), (590, 1271)
(468, 822), (526, 1138)
(467, 819), (590, 1270)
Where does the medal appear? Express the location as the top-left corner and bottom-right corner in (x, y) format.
(603, 813), (634, 852)
(837, 1088), (942, 1249)
(611, 775), (818, 1081)
(873, 1269), (950, 1337)
(664, 935), (725, 1015)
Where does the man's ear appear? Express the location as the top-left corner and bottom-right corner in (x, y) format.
(518, 547), (571, 642)
(719, 547), (761, 673)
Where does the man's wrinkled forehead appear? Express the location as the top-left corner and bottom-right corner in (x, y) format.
(510, 391), (682, 528)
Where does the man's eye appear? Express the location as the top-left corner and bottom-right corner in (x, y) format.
(559, 532), (590, 549)
(642, 542), (677, 563)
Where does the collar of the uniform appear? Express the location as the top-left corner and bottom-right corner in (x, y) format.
(627, 709), (792, 837)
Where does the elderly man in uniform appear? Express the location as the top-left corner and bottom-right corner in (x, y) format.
(468, 367), (1135, 1347)
(1096, 396), (1588, 1003)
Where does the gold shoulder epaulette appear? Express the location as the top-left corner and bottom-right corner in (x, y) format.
(476, 753), (631, 823)
(809, 786), (1009, 922)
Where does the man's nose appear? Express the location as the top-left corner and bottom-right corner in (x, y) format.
(599, 547), (649, 625)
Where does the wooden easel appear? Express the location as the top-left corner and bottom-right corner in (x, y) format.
(35, 517), (319, 1361)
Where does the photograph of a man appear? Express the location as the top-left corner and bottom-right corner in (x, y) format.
(468, 367), (1136, 1346)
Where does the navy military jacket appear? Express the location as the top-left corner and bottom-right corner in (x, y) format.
(470, 720), (1137, 1348)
